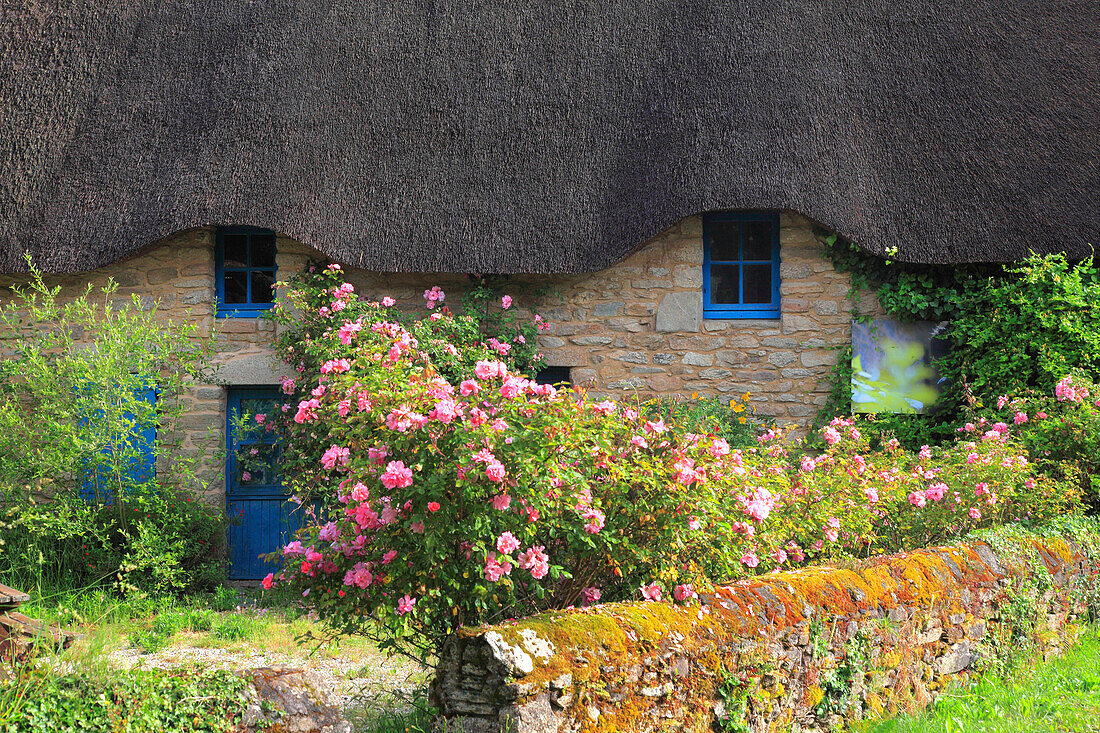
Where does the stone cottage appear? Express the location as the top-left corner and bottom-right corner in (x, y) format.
(1, 2), (1096, 578)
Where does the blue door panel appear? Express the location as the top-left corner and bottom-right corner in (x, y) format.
(228, 497), (307, 580)
(226, 387), (293, 580)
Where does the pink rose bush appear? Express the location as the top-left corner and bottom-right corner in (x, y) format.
(255, 264), (1075, 660)
(977, 373), (1100, 510)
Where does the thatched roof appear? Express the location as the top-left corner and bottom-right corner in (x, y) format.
(1, 3), (1096, 274)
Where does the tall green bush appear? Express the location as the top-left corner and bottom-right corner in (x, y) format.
(0, 263), (226, 595)
(941, 254), (1100, 403)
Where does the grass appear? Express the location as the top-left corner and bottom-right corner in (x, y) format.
(14, 583), (378, 661)
(345, 696), (435, 733)
(859, 626), (1100, 733)
(1, 582), (430, 732)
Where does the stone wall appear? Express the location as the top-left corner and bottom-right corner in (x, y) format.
(431, 534), (1097, 733)
(0, 210), (877, 501)
(339, 212), (880, 424)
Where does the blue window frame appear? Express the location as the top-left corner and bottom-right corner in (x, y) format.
(215, 227), (277, 317)
(702, 212), (781, 319)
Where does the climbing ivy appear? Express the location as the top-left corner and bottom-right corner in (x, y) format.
(816, 230), (1100, 447)
(818, 231), (998, 323)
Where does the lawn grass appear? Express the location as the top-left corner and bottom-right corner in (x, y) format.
(16, 583), (382, 663)
(3, 583), (430, 731)
(858, 626), (1100, 733)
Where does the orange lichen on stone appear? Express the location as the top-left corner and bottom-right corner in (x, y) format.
(438, 531), (1099, 733)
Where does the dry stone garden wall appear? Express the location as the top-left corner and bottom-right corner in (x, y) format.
(431, 534), (1097, 733)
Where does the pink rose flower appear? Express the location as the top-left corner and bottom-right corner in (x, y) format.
(501, 295), (513, 309)
(320, 445), (350, 470)
(519, 546), (550, 579)
(485, 460), (507, 482)
(320, 358), (351, 374)
(640, 581), (663, 602)
(496, 531), (521, 554)
(397, 595), (416, 616)
(673, 584), (696, 602)
(381, 460), (414, 490)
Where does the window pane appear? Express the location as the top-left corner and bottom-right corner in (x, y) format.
(224, 271), (248, 303)
(743, 264), (773, 304)
(742, 221), (774, 261)
(240, 398), (279, 418)
(251, 270), (275, 304)
(237, 443), (278, 486)
(222, 234), (248, 268)
(708, 221), (740, 261)
(251, 234), (276, 267)
(710, 264), (740, 304)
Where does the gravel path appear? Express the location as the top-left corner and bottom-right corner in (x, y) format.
(108, 641), (427, 714)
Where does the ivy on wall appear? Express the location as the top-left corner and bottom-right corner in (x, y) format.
(813, 229), (1100, 448)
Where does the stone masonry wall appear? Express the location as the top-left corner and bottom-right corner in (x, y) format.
(431, 535), (1098, 733)
(0, 210), (878, 502)
(338, 212), (881, 425)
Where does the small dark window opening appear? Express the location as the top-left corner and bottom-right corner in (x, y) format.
(216, 227), (277, 317)
(535, 366), (572, 386)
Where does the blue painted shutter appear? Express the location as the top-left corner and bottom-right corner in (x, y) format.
(80, 386), (157, 502)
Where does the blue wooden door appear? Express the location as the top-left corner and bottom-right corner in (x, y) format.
(226, 387), (304, 580)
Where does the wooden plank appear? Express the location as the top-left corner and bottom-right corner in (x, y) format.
(0, 583), (29, 606)
(0, 612), (76, 649)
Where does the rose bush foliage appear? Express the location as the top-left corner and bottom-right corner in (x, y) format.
(975, 374), (1100, 512)
(259, 264), (1074, 659)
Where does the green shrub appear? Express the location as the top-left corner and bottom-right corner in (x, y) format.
(0, 262), (227, 596)
(941, 254), (1100, 402)
(974, 374), (1100, 512)
(0, 667), (250, 732)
